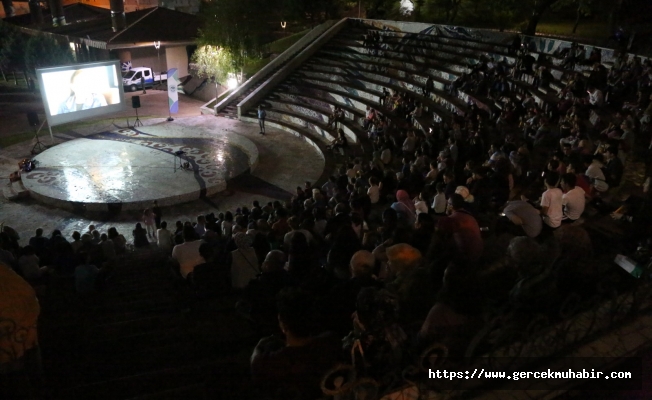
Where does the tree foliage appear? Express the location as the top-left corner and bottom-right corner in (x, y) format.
(0, 20), (25, 70)
(198, 0), (339, 66)
(191, 45), (237, 85)
(24, 34), (73, 72)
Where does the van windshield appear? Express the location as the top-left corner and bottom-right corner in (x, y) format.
(122, 71), (136, 79)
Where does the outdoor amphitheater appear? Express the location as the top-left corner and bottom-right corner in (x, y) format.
(2, 16), (652, 400)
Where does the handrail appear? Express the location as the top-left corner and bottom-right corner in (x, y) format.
(237, 18), (350, 119)
(213, 20), (338, 114)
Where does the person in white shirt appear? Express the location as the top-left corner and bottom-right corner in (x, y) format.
(414, 191), (429, 214)
(157, 221), (174, 253)
(585, 154), (609, 193)
(171, 226), (204, 279)
(432, 183), (447, 214)
(560, 173), (585, 221)
(425, 161), (438, 183)
(367, 177), (380, 204)
(540, 172), (563, 229)
(194, 215), (206, 238)
(587, 86), (604, 108)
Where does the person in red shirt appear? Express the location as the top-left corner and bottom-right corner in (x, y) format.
(436, 194), (484, 264)
(566, 162), (591, 196)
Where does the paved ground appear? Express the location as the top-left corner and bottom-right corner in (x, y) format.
(0, 89), (325, 246)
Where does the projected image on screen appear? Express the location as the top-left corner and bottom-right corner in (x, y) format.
(37, 61), (125, 127)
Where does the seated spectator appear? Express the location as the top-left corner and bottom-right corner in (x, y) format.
(540, 172), (563, 230)
(171, 225), (204, 279)
(391, 190), (416, 227)
(586, 86), (604, 108)
(436, 194), (484, 263)
(18, 245), (48, 282)
(323, 250), (383, 335)
(603, 146), (624, 188)
(414, 191), (429, 215)
(498, 188), (543, 238)
(239, 250), (297, 334)
(157, 221), (173, 253)
(75, 251), (100, 294)
(288, 232), (315, 280)
(385, 243), (436, 322)
(585, 154), (609, 193)
(412, 213), (435, 255)
(561, 173), (585, 222)
(251, 288), (341, 400)
(99, 233), (116, 265)
(195, 215), (207, 238)
(108, 227), (127, 254)
(283, 216), (313, 250)
(231, 232), (259, 289)
(70, 231), (83, 254)
(132, 223), (149, 248)
(432, 183), (447, 214)
(190, 243), (228, 297)
(418, 275), (481, 347)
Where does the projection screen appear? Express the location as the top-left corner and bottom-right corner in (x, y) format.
(36, 60), (126, 127)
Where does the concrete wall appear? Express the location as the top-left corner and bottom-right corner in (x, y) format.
(165, 45), (188, 77)
(116, 46), (166, 74)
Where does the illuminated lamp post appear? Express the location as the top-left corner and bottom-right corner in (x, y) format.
(153, 40), (161, 86)
(281, 21), (286, 37)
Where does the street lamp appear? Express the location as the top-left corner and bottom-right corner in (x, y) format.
(281, 21), (286, 37)
(153, 41), (161, 82)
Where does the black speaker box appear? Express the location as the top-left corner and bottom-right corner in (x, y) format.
(132, 96), (141, 109)
(27, 112), (39, 127)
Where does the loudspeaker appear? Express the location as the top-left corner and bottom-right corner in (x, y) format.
(27, 112), (39, 127)
(132, 96), (141, 109)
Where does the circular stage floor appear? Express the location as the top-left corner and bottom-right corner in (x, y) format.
(22, 126), (258, 211)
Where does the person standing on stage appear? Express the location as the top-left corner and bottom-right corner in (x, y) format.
(258, 105), (266, 135)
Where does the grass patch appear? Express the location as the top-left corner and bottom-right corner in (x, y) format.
(534, 20), (610, 40)
(0, 131), (34, 148)
(241, 29), (310, 79)
(268, 29), (310, 54)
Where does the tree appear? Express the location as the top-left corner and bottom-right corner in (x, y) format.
(24, 33), (73, 72)
(191, 45), (238, 98)
(198, 0), (274, 67)
(523, 0), (561, 35)
(552, 0), (594, 33)
(0, 20), (25, 72)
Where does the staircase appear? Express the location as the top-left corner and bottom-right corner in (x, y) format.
(216, 66), (283, 119)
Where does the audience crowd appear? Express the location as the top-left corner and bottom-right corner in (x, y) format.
(2, 28), (652, 399)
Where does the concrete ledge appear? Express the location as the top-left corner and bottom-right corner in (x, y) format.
(214, 20), (338, 115)
(241, 115), (327, 159)
(264, 99), (358, 143)
(238, 18), (351, 118)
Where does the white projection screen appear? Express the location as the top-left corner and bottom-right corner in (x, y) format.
(36, 60), (126, 126)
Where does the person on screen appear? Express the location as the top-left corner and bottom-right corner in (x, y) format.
(57, 69), (107, 114)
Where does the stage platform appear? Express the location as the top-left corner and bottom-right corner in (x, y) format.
(22, 124), (258, 212)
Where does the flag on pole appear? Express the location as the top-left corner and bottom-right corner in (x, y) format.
(167, 68), (179, 114)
